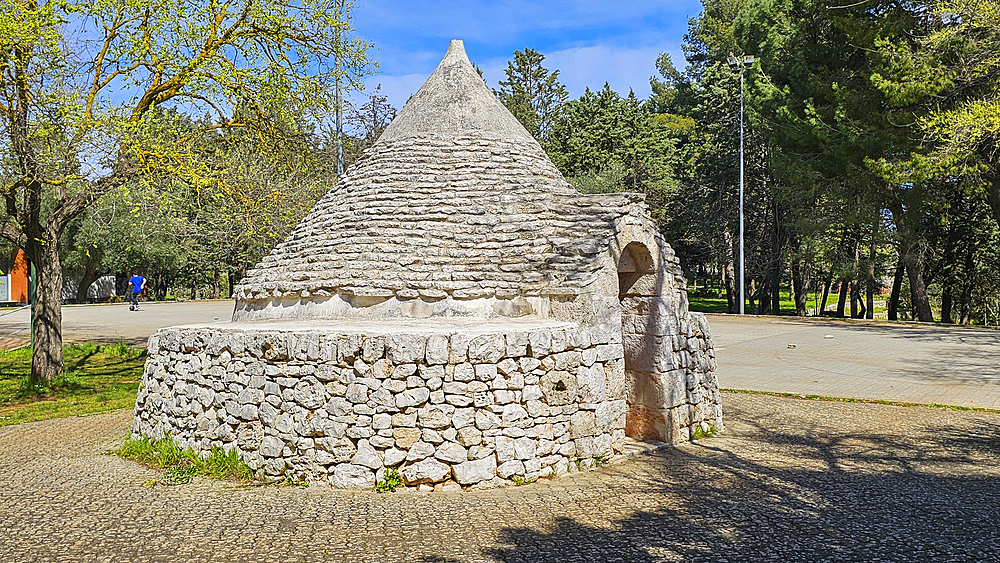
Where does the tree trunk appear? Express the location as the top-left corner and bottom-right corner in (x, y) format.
(770, 264), (780, 315)
(74, 262), (100, 303)
(759, 281), (771, 315)
(28, 236), (65, 385)
(154, 273), (168, 301)
(853, 280), (867, 319)
(212, 270), (221, 300)
(960, 233), (976, 325)
(903, 251), (934, 322)
(836, 280), (848, 318)
(986, 172), (1000, 228)
(819, 270), (833, 316)
(791, 258), (808, 316)
(888, 260), (904, 321)
(889, 200), (933, 322)
(866, 220), (877, 320)
(723, 230), (737, 313)
(115, 272), (128, 298)
(941, 286), (953, 324)
(229, 271), (237, 299)
(940, 219), (959, 324)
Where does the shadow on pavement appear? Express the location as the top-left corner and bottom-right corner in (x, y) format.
(833, 323), (1000, 386)
(485, 402), (1000, 562)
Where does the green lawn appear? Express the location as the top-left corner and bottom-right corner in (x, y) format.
(687, 295), (730, 313)
(0, 341), (146, 426)
(688, 290), (836, 315)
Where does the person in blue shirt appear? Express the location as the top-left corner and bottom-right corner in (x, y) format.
(127, 272), (147, 311)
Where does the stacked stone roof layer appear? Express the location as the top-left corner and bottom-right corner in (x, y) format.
(234, 40), (642, 316)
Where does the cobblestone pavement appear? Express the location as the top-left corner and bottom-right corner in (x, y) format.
(710, 314), (1000, 409)
(3, 392), (999, 562)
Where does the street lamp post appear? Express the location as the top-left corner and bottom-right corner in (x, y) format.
(728, 54), (754, 315)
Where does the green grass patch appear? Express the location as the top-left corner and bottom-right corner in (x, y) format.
(721, 388), (1000, 414)
(687, 296), (729, 314)
(690, 424), (719, 441)
(373, 468), (403, 493)
(687, 286), (834, 315)
(510, 475), (537, 486)
(113, 436), (254, 484)
(0, 341), (146, 426)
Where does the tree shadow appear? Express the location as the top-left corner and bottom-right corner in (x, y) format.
(485, 404), (1000, 562)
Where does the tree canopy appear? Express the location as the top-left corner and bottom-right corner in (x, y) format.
(494, 0), (1000, 325)
(1, 0), (373, 382)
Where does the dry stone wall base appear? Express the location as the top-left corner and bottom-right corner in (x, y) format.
(133, 324), (631, 489)
(133, 315), (723, 490)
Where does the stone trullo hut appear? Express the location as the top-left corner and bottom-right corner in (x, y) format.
(132, 40), (723, 490)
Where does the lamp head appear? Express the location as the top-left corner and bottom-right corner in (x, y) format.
(743, 54), (755, 67)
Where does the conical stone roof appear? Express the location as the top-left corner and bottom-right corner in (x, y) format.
(233, 40), (646, 321)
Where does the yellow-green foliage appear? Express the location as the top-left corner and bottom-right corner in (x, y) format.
(873, 0), (1000, 180)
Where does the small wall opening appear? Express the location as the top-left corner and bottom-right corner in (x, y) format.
(619, 242), (668, 441)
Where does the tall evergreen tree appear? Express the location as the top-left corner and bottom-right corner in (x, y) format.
(496, 49), (568, 143)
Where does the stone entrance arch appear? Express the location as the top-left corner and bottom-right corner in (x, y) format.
(618, 241), (670, 441)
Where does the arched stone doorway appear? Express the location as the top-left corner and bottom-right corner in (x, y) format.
(618, 242), (669, 442)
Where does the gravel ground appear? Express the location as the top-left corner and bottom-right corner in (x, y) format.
(2, 391), (998, 562)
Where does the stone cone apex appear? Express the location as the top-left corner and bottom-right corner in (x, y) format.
(232, 39), (638, 322)
(378, 40), (536, 145)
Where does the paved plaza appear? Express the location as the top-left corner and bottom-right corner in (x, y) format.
(709, 314), (1000, 410)
(0, 301), (235, 348)
(2, 306), (999, 561)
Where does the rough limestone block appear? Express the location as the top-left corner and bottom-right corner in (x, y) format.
(362, 336), (385, 363)
(452, 408), (474, 429)
(332, 464), (375, 488)
(595, 400), (627, 434)
(393, 428), (422, 450)
(539, 371), (578, 407)
(452, 456), (497, 485)
(468, 334), (504, 363)
(425, 334), (450, 365)
(569, 411), (596, 439)
(383, 448), (406, 467)
(406, 441), (435, 461)
(497, 460), (525, 478)
(528, 330), (552, 357)
(576, 364), (606, 403)
(456, 426), (482, 447)
(501, 404), (528, 425)
(401, 458), (451, 485)
(435, 442), (468, 463)
(495, 436), (515, 463)
(418, 405), (453, 429)
(387, 334), (426, 364)
(505, 332), (529, 357)
(449, 333), (469, 364)
(454, 363), (475, 382)
(352, 440), (383, 469)
(513, 437), (536, 460)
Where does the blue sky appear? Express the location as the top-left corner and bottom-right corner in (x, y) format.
(348, 0), (704, 111)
